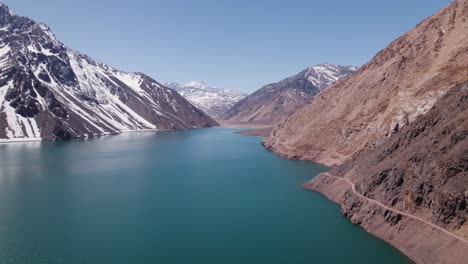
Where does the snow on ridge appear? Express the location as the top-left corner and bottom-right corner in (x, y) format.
(184, 81), (214, 90)
(65, 51), (157, 130)
(37, 23), (59, 43)
(0, 10), (216, 141)
(167, 81), (246, 96)
(305, 64), (358, 90)
(0, 3), (15, 16)
(112, 71), (144, 93)
(165, 81), (247, 118)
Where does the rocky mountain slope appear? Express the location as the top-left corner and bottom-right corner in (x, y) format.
(0, 4), (217, 142)
(165, 81), (247, 118)
(263, 0), (468, 166)
(306, 82), (468, 264)
(337, 82), (468, 232)
(263, 1), (468, 263)
(221, 64), (357, 124)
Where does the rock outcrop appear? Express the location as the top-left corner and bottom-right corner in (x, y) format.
(306, 82), (468, 264)
(262, 1), (468, 263)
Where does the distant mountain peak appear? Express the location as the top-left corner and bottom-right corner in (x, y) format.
(307, 63), (358, 72)
(183, 81), (215, 90)
(304, 64), (358, 90)
(0, 3), (15, 25)
(36, 23), (60, 43)
(165, 81), (247, 118)
(263, 0), (468, 165)
(0, 3), (13, 15)
(222, 63), (357, 123)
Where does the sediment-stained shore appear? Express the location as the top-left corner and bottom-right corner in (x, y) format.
(304, 173), (468, 264)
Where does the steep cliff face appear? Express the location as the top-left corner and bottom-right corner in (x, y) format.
(0, 4), (217, 142)
(305, 82), (468, 264)
(222, 64), (357, 124)
(262, 1), (468, 263)
(263, 0), (468, 166)
(337, 81), (467, 229)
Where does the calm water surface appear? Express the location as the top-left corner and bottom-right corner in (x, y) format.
(0, 128), (410, 264)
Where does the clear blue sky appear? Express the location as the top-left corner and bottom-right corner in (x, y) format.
(3, 0), (451, 93)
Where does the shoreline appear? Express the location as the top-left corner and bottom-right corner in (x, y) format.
(303, 172), (468, 264)
(0, 129), (158, 144)
(215, 120), (273, 128)
(261, 141), (467, 263)
(0, 127), (219, 144)
(234, 127), (272, 137)
(303, 177), (416, 264)
(2, 125), (456, 262)
(0, 138), (42, 144)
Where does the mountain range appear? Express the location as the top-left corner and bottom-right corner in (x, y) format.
(0, 4), (217, 142)
(165, 81), (247, 118)
(222, 64), (357, 124)
(0, 1), (467, 263)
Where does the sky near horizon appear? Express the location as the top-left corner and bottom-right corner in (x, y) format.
(3, 0), (451, 93)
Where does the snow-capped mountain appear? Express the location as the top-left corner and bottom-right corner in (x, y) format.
(305, 64), (359, 90)
(165, 81), (247, 118)
(0, 4), (217, 142)
(222, 64), (357, 124)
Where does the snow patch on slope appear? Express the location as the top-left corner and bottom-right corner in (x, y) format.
(0, 82), (42, 142)
(306, 64), (358, 90)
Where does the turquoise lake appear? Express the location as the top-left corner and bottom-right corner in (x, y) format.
(0, 128), (410, 263)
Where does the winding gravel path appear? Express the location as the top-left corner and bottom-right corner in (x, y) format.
(324, 173), (468, 245)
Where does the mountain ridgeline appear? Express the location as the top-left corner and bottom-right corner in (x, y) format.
(0, 4), (217, 142)
(165, 81), (247, 118)
(264, 1), (468, 263)
(263, 1), (468, 165)
(222, 64), (357, 124)
(305, 82), (468, 264)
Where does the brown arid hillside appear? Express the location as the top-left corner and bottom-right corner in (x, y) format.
(263, 0), (468, 166)
(222, 64), (357, 125)
(305, 82), (468, 264)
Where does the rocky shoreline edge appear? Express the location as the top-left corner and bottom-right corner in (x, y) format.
(303, 172), (468, 264)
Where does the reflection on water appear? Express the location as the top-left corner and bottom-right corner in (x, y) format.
(0, 141), (44, 185)
(0, 132), (162, 184)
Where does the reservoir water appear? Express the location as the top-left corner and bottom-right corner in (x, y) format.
(0, 128), (410, 264)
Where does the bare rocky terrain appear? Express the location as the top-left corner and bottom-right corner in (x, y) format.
(263, 1), (468, 263)
(222, 64), (357, 125)
(306, 82), (468, 264)
(263, 0), (468, 166)
(334, 82), (468, 233)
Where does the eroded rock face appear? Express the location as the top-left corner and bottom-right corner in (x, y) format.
(306, 82), (468, 264)
(264, 2), (468, 262)
(0, 4), (217, 142)
(263, 0), (468, 166)
(222, 64), (357, 125)
(335, 82), (468, 231)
